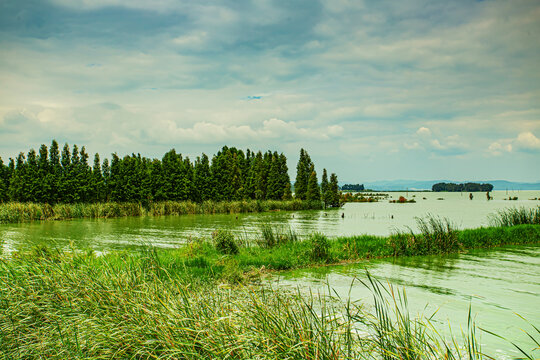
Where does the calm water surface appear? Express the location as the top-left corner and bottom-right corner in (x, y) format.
(272, 245), (540, 359)
(1, 190), (538, 253)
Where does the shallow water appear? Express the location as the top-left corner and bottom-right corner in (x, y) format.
(0, 190), (538, 253)
(272, 245), (540, 359)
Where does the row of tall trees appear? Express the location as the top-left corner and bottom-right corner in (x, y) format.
(0, 142), (340, 206)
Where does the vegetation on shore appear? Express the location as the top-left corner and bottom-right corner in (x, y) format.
(0, 199), (325, 223)
(0, 141), (340, 207)
(2, 230), (539, 359)
(1, 209), (539, 358)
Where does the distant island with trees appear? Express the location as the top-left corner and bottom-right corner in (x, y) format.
(341, 184), (365, 191)
(432, 182), (494, 192)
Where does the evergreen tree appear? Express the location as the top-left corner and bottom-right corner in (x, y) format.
(194, 154), (212, 202)
(321, 169), (332, 207)
(306, 166), (320, 201)
(294, 149), (313, 200)
(48, 140), (61, 203)
(101, 158), (110, 201)
(25, 149), (40, 202)
(60, 143), (72, 203)
(0, 157), (7, 202)
(329, 173), (340, 207)
(9, 153), (25, 202)
(266, 152), (282, 200)
(92, 153), (104, 202)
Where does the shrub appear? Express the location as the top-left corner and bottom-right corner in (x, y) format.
(212, 230), (239, 255)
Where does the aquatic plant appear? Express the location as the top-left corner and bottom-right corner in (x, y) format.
(489, 206), (540, 227)
(0, 199), (324, 224)
(257, 224), (298, 248)
(309, 233), (330, 261)
(388, 215), (459, 255)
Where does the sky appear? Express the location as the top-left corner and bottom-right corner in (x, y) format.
(1, 0), (539, 183)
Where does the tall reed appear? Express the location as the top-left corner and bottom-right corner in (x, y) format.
(489, 206), (540, 227)
(0, 199), (324, 223)
(2, 249), (536, 359)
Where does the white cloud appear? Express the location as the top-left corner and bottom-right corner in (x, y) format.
(416, 127), (431, 137)
(515, 131), (540, 151)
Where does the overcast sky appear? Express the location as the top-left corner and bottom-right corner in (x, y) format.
(1, 0), (539, 183)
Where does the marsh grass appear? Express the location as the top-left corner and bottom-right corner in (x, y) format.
(257, 224), (298, 248)
(0, 199), (324, 223)
(388, 215), (460, 256)
(1, 249), (536, 359)
(489, 206), (540, 227)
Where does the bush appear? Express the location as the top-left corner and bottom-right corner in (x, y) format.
(309, 233), (330, 261)
(212, 230), (239, 255)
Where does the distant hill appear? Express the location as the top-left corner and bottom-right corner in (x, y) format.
(356, 180), (540, 191)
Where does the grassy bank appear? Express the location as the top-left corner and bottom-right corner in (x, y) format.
(2, 246), (538, 359)
(0, 199), (324, 223)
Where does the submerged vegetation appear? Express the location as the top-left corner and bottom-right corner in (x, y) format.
(0, 199), (324, 223)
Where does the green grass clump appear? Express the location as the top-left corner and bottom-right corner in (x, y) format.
(1, 249), (537, 359)
(257, 224), (298, 248)
(309, 233), (331, 261)
(489, 206), (540, 227)
(212, 229), (239, 255)
(388, 215), (460, 256)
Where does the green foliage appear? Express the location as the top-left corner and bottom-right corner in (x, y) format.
(212, 229), (239, 255)
(309, 233), (330, 261)
(293, 148), (313, 200)
(306, 167), (320, 201)
(3, 247), (535, 359)
(328, 173), (340, 207)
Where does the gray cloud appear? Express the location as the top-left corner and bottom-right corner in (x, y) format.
(1, 0), (539, 181)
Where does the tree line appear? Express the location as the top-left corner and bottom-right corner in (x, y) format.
(0, 141), (340, 206)
(431, 182), (494, 192)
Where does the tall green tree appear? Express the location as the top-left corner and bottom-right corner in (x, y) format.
(328, 173), (340, 207)
(48, 140), (61, 203)
(306, 165), (320, 201)
(294, 149), (313, 200)
(321, 169), (331, 207)
(194, 154), (212, 202)
(0, 157), (8, 202)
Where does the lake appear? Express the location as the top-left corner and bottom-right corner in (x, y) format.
(1, 190), (538, 253)
(272, 245), (540, 359)
(1, 190), (539, 357)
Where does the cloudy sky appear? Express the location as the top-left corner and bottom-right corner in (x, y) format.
(1, 0), (539, 183)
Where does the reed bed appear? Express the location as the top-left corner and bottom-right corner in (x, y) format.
(489, 206), (540, 227)
(388, 215), (460, 256)
(0, 199), (324, 223)
(2, 248), (537, 359)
